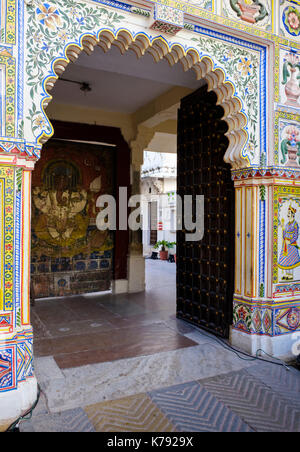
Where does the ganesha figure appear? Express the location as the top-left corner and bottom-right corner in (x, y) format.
(32, 182), (89, 248)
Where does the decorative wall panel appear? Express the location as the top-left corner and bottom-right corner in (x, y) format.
(31, 140), (115, 298)
(222, 0), (272, 31)
(280, 0), (300, 38)
(279, 47), (300, 109)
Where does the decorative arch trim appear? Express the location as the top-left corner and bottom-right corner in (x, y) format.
(25, 2), (265, 169)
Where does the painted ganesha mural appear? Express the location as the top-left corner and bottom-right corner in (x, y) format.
(31, 140), (115, 298)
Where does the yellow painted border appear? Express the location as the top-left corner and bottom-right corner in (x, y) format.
(0, 179), (4, 311)
(21, 170), (31, 325)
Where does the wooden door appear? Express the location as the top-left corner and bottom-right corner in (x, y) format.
(176, 85), (235, 338)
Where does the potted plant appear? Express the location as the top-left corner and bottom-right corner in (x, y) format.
(167, 242), (176, 263)
(282, 50), (300, 107)
(154, 240), (171, 261)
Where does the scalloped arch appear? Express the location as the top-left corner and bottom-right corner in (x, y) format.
(40, 29), (249, 170)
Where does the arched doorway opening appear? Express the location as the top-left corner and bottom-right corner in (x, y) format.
(29, 32), (241, 367)
(2, 0), (269, 428)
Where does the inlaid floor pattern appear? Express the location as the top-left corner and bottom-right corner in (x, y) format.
(20, 366), (300, 432)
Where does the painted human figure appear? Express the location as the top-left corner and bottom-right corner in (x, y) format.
(278, 205), (300, 281)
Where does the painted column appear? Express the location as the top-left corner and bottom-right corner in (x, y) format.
(0, 152), (38, 431)
(231, 173), (300, 360)
(0, 0), (38, 430)
(230, 41), (300, 360)
(231, 177), (271, 355)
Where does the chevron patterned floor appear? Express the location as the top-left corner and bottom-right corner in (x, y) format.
(20, 364), (300, 432)
(85, 394), (176, 432)
(199, 369), (300, 432)
(149, 381), (253, 432)
(19, 261), (300, 432)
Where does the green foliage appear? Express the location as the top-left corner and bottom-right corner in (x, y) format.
(154, 241), (176, 251)
(259, 283), (265, 298)
(281, 139), (300, 165)
(18, 120), (24, 139)
(131, 7), (150, 17)
(16, 309), (21, 328)
(259, 185), (266, 202)
(16, 169), (22, 192)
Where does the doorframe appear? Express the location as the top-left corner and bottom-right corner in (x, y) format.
(50, 119), (131, 282)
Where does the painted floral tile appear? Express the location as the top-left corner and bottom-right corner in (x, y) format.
(279, 47), (300, 109)
(280, 0), (300, 38)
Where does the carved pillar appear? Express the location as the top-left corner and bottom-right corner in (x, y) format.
(0, 151), (38, 431)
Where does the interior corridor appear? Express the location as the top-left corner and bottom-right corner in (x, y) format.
(31, 259), (197, 370)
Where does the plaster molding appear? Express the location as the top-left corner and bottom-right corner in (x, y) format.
(130, 125), (156, 169)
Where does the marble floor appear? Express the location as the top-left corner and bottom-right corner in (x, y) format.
(31, 259), (198, 369)
(18, 259), (300, 432)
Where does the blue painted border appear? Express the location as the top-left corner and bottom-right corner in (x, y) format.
(259, 197), (266, 296)
(13, 176), (21, 328)
(193, 25), (267, 163)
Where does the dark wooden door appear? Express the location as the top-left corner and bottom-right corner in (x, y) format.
(176, 85), (235, 338)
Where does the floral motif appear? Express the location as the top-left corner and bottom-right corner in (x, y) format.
(275, 306), (300, 334)
(237, 56), (253, 77)
(154, 4), (184, 26)
(287, 308), (300, 330)
(283, 6), (300, 37)
(286, 126), (300, 144)
(281, 125), (300, 166)
(192, 35), (259, 163)
(36, 3), (62, 31)
(288, 11), (300, 30)
(33, 114), (47, 128)
(233, 304), (252, 332)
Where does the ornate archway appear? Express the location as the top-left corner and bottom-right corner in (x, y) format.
(0, 0), (279, 431)
(24, 2), (263, 169)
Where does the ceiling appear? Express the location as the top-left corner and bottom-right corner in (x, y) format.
(50, 45), (201, 114)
